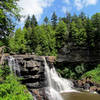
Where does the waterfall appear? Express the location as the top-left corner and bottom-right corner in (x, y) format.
(44, 57), (75, 100)
(8, 56), (21, 76)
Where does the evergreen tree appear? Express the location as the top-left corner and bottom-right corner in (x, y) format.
(91, 13), (100, 42)
(79, 12), (86, 21)
(72, 13), (78, 22)
(51, 12), (57, 29)
(24, 16), (31, 28)
(31, 14), (38, 27)
(66, 12), (71, 25)
(86, 18), (95, 47)
(44, 16), (49, 25)
(9, 28), (27, 53)
(56, 20), (68, 49)
(70, 21), (87, 46)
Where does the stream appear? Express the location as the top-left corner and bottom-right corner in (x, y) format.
(62, 92), (100, 100)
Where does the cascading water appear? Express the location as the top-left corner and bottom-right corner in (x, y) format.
(44, 57), (76, 100)
(8, 56), (21, 76)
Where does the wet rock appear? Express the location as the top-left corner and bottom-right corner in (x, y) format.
(77, 80), (83, 88)
(31, 89), (49, 100)
(96, 88), (100, 94)
(90, 86), (97, 92)
(46, 56), (56, 63)
(73, 77), (100, 94)
(83, 83), (90, 90)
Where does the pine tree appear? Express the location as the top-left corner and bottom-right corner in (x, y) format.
(24, 16), (31, 28)
(31, 14), (38, 27)
(56, 20), (68, 49)
(51, 12), (57, 29)
(44, 16), (49, 25)
(91, 13), (100, 46)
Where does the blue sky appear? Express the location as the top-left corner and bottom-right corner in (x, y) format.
(16, 0), (100, 28)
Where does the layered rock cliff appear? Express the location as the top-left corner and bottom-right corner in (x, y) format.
(3, 55), (55, 100)
(57, 41), (100, 67)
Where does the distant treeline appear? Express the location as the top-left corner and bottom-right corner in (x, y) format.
(7, 12), (100, 55)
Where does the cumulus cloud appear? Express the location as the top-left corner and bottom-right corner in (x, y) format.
(18, 0), (54, 21)
(74, 0), (98, 10)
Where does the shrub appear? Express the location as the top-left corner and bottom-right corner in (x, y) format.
(82, 64), (100, 84)
(0, 66), (33, 100)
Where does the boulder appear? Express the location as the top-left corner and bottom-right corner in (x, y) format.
(96, 88), (100, 94)
(90, 86), (97, 92)
(46, 56), (56, 63)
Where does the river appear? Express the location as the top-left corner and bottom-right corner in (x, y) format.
(62, 92), (100, 100)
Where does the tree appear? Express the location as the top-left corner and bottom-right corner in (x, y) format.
(72, 13), (78, 22)
(79, 12), (86, 21)
(34, 24), (57, 56)
(56, 20), (68, 49)
(44, 16), (49, 25)
(70, 21), (87, 46)
(9, 28), (27, 53)
(66, 12), (71, 25)
(24, 15), (31, 28)
(0, 0), (20, 39)
(51, 12), (57, 29)
(91, 13), (100, 44)
(86, 18), (95, 47)
(31, 14), (37, 27)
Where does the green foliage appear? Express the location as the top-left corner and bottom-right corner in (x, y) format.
(82, 64), (100, 84)
(24, 15), (37, 28)
(9, 28), (27, 53)
(8, 12), (100, 56)
(31, 14), (38, 27)
(0, 41), (4, 47)
(0, 75), (33, 100)
(24, 16), (31, 28)
(57, 64), (86, 79)
(70, 20), (87, 46)
(44, 16), (49, 25)
(91, 13), (100, 44)
(0, 0), (20, 38)
(0, 66), (33, 100)
(75, 64), (85, 74)
(0, 66), (10, 79)
(34, 25), (57, 56)
(51, 12), (57, 29)
(56, 20), (68, 49)
(57, 67), (76, 79)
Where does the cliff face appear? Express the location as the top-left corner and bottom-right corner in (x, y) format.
(5, 55), (47, 89)
(4, 55), (55, 100)
(57, 42), (100, 66)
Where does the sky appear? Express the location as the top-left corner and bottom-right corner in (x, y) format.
(16, 0), (100, 28)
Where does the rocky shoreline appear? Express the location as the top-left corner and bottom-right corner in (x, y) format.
(73, 77), (100, 94)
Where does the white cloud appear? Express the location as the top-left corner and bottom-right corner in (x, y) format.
(74, 0), (98, 10)
(18, 0), (54, 22)
(62, 6), (72, 13)
(63, 0), (70, 4)
(74, 0), (83, 10)
(83, 0), (98, 6)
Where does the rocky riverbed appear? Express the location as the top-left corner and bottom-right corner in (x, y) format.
(73, 77), (100, 94)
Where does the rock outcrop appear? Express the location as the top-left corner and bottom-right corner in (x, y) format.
(57, 42), (100, 66)
(4, 55), (54, 100)
(73, 77), (100, 94)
